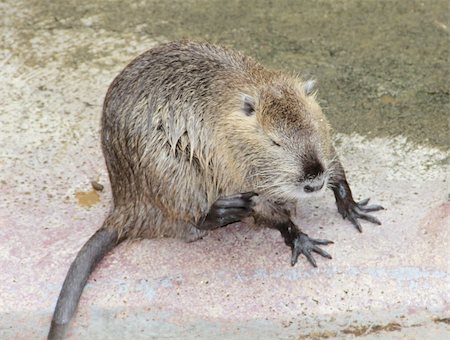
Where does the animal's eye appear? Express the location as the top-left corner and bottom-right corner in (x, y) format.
(272, 140), (281, 147)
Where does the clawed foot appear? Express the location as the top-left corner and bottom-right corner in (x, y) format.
(277, 223), (334, 267)
(198, 192), (258, 230)
(332, 180), (384, 232)
(337, 197), (384, 232)
(291, 233), (333, 267)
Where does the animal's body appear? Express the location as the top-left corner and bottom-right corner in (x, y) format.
(48, 40), (383, 339)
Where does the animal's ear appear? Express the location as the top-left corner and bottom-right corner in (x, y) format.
(241, 94), (256, 116)
(304, 79), (316, 96)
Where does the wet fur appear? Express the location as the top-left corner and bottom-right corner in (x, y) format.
(102, 40), (334, 238)
(49, 40), (338, 338)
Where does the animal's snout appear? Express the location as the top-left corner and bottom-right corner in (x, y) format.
(304, 159), (324, 180)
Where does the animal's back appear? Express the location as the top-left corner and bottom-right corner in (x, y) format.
(103, 40), (261, 121)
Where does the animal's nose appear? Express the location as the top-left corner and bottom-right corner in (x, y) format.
(304, 160), (324, 179)
(304, 185), (315, 193)
(304, 181), (324, 193)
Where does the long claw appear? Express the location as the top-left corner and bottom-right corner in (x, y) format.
(291, 247), (301, 266)
(215, 194), (256, 208)
(348, 213), (362, 232)
(240, 192), (259, 200)
(304, 250), (317, 267)
(312, 245), (332, 259)
(356, 211), (382, 225)
(361, 204), (384, 212)
(311, 238), (334, 245)
(358, 198), (370, 206)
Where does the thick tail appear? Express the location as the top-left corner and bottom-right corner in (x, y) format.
(48, 228), (120, 340)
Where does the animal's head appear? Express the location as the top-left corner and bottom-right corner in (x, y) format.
(221, 77), (334, 202)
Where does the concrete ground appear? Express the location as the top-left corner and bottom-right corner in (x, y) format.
(0, 1), (449, 339)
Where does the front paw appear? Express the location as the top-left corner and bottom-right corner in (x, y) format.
(337, 197), (384, 232)
(291, 232), (333, 267)
(199, 192), (258, 230)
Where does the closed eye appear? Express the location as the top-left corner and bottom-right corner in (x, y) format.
(272, 140), (281, 147)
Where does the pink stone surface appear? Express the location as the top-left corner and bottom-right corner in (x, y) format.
(1, 112), (449, 339)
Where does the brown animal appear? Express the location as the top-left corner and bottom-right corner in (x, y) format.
(48, 40), (383, 339)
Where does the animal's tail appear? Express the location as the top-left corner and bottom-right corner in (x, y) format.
(47, 227), (120, 340)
